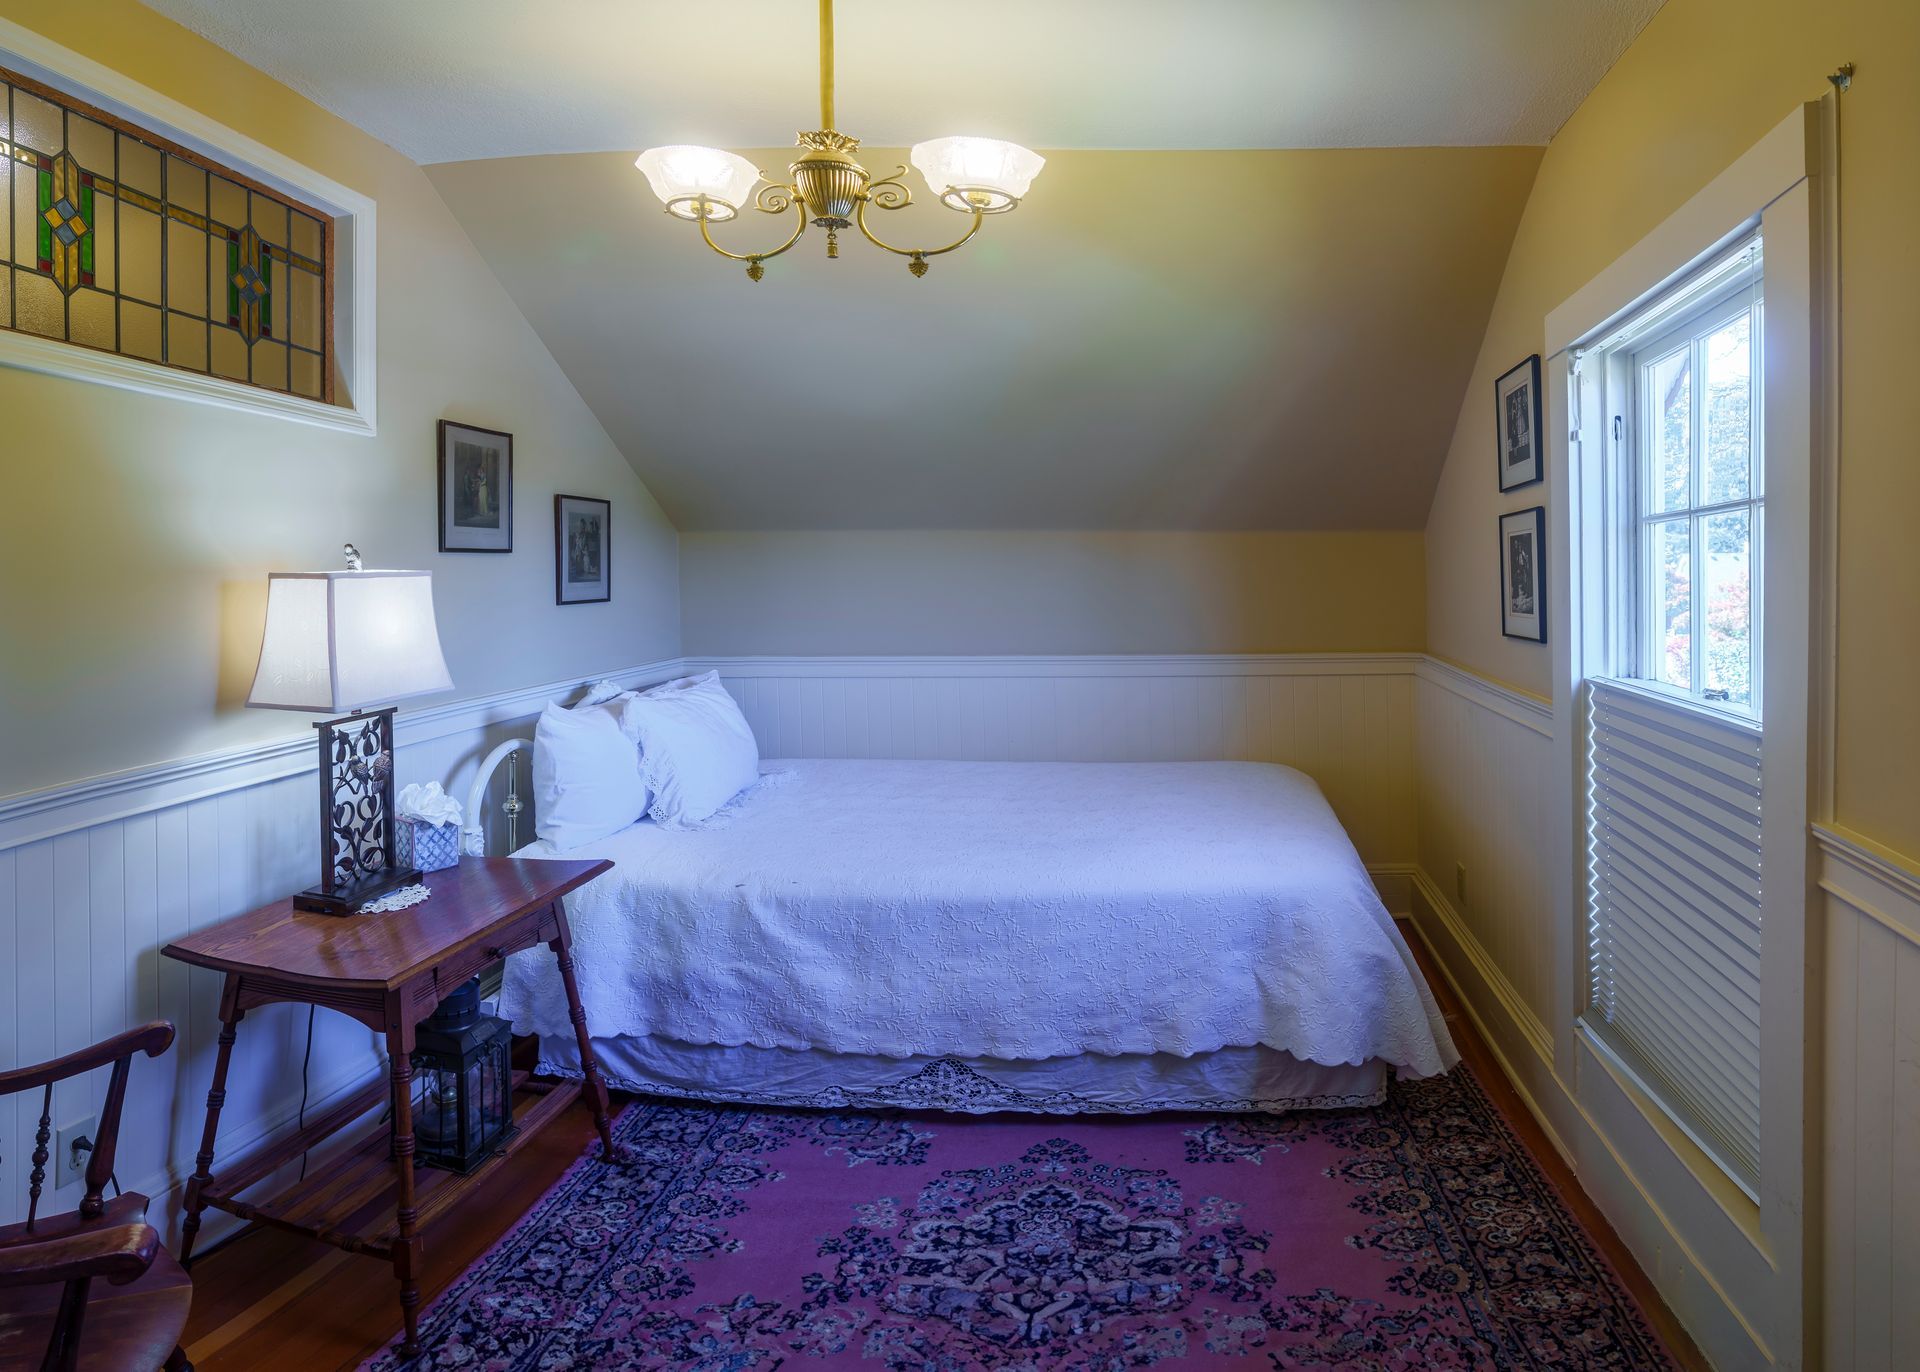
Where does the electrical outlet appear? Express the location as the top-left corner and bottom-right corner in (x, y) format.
(56, 1115), (96, 1188)
(1455, 863), (1468, 904)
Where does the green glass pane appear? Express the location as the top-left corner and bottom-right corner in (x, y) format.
(35, 165), (49, 264)
(77, 183), (93, 277)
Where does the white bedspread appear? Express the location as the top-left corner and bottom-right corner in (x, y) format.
(500, 759), (1457, 1076)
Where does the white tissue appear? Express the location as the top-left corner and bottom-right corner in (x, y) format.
(395, 781), (463, 827)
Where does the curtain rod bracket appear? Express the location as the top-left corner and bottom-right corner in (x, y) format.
(1828, 63), (1854, 93)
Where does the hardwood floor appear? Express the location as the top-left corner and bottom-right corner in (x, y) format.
(179, 936), (1708, 1371)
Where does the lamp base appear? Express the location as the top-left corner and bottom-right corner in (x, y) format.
(294, 864), (423, 917)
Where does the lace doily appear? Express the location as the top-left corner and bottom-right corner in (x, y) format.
(358, 883), (432, 914)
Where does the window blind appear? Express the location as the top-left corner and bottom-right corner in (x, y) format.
(1586, 677), (1762, 1190)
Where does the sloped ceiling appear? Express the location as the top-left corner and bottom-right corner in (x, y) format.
(428, 146), (1540, 529)
(139, 1), (1663, 161)
(140, 1), (1644, 530)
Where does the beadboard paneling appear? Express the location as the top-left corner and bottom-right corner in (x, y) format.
(1411, 661), (1555, 1026)
(693, 655), (1419, 866)
(0, 662), (683, 1243)
(1818, 824), (1920, 1372)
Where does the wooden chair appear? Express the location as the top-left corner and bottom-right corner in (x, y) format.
(0, 1023), (192, 1372)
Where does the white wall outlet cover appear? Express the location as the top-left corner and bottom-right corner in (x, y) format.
(56, 1115), (96, 1188)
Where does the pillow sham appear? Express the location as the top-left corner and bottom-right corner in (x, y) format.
(532, 698), (649, 850)
(620, 673), (760, 827)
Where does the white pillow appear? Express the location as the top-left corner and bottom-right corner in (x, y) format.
(620, 674), (760, 827)
(531, 699), (649, 850)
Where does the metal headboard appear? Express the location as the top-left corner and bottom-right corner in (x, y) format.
(462, 737), (534, 857)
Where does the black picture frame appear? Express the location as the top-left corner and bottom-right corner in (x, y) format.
(1495, 354), (1543, 491)
(1500, 506), (1547, 643)
(438, 420), (514, 552)
(554, 494), (611, 605)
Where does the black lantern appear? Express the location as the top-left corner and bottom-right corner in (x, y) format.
(408, 978), (514, 1173)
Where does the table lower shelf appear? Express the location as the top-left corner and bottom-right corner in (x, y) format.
(200, 1072), (583, 1259)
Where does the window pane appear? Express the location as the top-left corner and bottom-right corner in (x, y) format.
(1703, 312), (1752, 504)
(1704, 510), (1753, 707)
(1653, 518), (1692, 689)
(1648, 346), (1691, 513)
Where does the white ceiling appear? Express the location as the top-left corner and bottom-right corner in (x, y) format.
(140, 0), (1664, 163)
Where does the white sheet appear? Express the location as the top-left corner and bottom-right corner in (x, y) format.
(501, 759), (1457, 1077)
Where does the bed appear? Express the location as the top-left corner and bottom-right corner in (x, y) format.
(488, 755), (1458, 1115)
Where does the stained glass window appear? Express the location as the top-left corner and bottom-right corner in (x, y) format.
(0, 65), (332, 402)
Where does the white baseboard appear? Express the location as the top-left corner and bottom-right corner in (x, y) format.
(1407, 862), (1770, 1370)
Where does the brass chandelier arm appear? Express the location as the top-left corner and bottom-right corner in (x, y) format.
(853, 194), (985, 260)
(696, 197), (807, 263)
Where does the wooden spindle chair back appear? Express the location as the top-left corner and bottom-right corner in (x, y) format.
(0, 1021), (189, 1372)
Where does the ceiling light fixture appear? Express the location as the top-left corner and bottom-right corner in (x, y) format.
(635, 0), (1044, 282)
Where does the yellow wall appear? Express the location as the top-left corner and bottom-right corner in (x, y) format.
(1423, 0), (1920, 855)
(0, 1), (681, 797)
(681, 531), (1426, 656)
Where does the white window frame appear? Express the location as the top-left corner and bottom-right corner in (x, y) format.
(1540, 101), (1834, 1372)
(0, 17), (376, 435)
(1587, 240), (1767, 718)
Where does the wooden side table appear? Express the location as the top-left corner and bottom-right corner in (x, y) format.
(161, 856), (620, 1358)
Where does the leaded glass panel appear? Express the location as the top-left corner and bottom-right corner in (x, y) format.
(0, 65), (332, 402)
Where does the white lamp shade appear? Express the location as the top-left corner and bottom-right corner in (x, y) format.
(247, 571), (454, 713)
(910, 137), (1045, 212)
(634, 145), (761, 220)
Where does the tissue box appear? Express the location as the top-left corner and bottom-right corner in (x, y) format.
(396, 818), (461, 874)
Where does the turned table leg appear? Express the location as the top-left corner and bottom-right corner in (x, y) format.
(386, 1017), (423, 1358)
(549, 909), (621, 1163)
(179, 981), (244, 1266)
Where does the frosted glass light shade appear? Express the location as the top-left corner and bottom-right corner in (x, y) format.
(910, 137), (1045, 213)
(247, 571), (454, 713)
(635, 145), (761, 221)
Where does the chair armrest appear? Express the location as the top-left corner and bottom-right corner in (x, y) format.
(0, 1222), (160, 1289)
(0, 1022), (175, 1098)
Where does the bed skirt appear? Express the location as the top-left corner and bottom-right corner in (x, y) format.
(534, 1032), (1389, 1115)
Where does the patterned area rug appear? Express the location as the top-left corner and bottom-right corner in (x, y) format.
(363, 1067), (1674, 1369)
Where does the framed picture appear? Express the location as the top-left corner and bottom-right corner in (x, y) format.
(1495, 354), (1543, 491)
(554, 494), (611, 605)
(438, 421), (513, 552)
(1500, 506), (1547, 643)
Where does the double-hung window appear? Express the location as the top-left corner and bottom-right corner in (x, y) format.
(1584, 237), (1766, 1196)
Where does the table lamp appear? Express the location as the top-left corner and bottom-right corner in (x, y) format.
(247, 545), (454, 915)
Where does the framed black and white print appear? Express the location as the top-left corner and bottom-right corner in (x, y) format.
(438, 421), (513, 552)
(1495, 354), (1543, 491)
(1500, 506), (1547, 642)
(554, 495), (611, 605)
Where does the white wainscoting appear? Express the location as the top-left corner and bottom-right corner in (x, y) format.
(692, 655), (1420, 872)
(1410, 659), (1555, 1033)
(1817, 823), (1920, 1372)
(0, 659), (683, 1243)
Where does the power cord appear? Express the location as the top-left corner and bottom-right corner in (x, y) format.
(297, 1004), (316, 1182)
